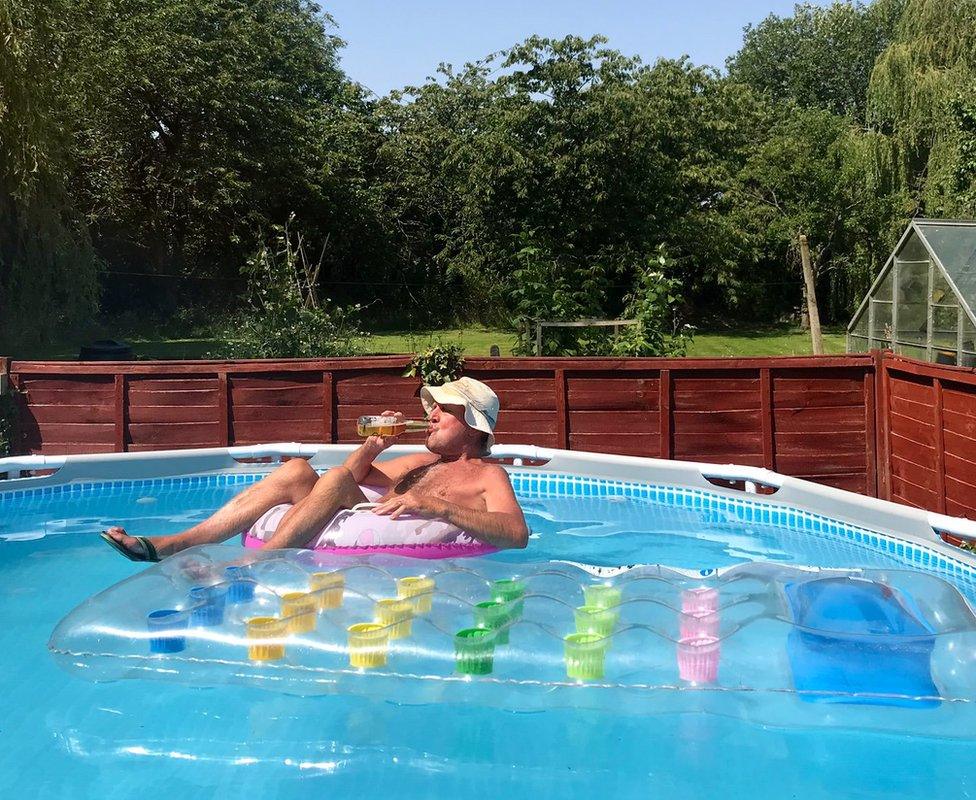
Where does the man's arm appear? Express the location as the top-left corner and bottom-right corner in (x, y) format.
(371, 466), (529, 549)
(341, 409), (435, 487)
(342, 440), (434, 488)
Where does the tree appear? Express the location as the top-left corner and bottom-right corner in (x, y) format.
(59, 0), (384, 293)
(726, 104), (903, 321)
(376, 36), (766, 322)
(867, 0), (976, 216)
(0, 0), (99, 345)
(728, 1), (903, 121)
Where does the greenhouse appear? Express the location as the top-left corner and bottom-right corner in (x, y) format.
(848, 219), (976, 365)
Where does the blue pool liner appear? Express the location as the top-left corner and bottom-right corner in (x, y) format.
(785, 577), (939, 708)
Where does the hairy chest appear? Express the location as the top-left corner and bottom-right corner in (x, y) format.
(394, 463), (483, 502)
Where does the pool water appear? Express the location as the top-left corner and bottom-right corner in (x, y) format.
(2, 477), (976, 797)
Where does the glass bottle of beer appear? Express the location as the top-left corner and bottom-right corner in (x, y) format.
(357, 415), (429, 437)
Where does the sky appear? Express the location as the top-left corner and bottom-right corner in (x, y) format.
(324, 0), (833, 98)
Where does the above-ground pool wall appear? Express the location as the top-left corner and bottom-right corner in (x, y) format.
(3, 352), (975, 517)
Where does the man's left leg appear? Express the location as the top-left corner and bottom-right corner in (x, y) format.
(261, 467), (370, 549)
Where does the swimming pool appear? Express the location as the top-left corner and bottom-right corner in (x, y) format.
(4, 444), (976, 797)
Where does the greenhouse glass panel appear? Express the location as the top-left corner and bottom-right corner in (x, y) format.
(932, 305), (959, 350)
(898, 343), (928, 360)
(895, 257), (929, 345)
(963, 314), (976, 369)
(898, 233), (930, 263)
(931, 266), (952, 305)
(916, 222), (976, 305)
(848, 334), (870, 353)
(875, 269), (893, 302)
(870, 300), (892, 347)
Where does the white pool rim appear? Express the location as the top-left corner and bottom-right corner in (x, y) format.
(2, 443), (975, 568)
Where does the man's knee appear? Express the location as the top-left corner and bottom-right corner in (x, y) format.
(277, 458), (318, 489)
(314, 466), (356, 491)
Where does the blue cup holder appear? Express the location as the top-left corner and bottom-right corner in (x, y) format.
(147, 609), (187, 653)
(188, 585), (228, 627)
(224, 566), (256, 604)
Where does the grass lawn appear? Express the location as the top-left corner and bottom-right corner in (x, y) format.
(5, 325), (847, 360)
(685, 328), (846, 357)
(364, 326), (846, 357)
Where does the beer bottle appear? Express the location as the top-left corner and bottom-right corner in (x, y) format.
(357, 415), (429, 437)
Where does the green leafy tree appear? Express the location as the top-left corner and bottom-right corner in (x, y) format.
(376, 36), (764, 323)
(59, 0), (384, 289)
(949, 92), (976, 215)
(729, 1), (903, 121)
(726, 104), (903, 320)
(0, 0), (99, 346)
(867, 0), (976, 215)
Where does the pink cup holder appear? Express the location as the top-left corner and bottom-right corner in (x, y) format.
(677, 636), (720, 683)
(680, 610), (719, 640)
(681, 587), (719, 615)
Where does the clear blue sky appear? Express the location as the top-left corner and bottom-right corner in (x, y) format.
(324, 1), (830, 97)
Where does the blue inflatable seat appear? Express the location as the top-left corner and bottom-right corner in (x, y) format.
(784, 577), (939, 708)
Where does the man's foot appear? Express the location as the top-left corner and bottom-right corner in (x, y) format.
(100, 527), (161, 562)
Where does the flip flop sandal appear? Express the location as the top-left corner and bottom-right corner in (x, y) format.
(100, 531), (160, 563)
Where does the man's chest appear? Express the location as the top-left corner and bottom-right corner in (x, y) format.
(397, 463), (481, 499)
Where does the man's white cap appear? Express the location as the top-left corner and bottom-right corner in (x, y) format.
(420, 377), (499, 451)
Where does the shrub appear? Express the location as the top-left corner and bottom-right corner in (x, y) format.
(610, 251), (693, 357)
(508, 235), (610, 356)
(0, 393), (17, 457)
(403, 343), (465, 385)
(212, 217), (365, 359)
(508, 241), (691, 357)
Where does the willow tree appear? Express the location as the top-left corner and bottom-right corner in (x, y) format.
(0, 0), (99, 347)
(868, 0), (976, 216)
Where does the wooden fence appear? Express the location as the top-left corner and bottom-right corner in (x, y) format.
(879, 355), (976, 521)
(4, 354), (882, 496)
(6, 352), (976, 517)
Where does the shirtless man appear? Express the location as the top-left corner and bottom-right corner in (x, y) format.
(101, 377), (528, 562)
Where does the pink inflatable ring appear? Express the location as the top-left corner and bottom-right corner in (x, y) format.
(241, 486), (498, 559)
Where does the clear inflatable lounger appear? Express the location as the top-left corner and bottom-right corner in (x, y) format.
(48, 546), (976, 732)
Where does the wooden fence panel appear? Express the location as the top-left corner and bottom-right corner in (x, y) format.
(565, 371), (659, 456)
(127, 374), (220, 452)
(880, 355), (976, 520)
(771, 368), (872, 494)
(6, 355), (879, 498)
(230, 373), (326, 446)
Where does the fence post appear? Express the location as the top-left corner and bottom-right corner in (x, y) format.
(323, 371), (336, 443)
(874, 350), (892, 501)
(799, 234), (824, 355)
(863, 362), (878, 498)
(760, 368), (775, 470)
(554, 368), (568, 450)
(659, 369), (672, 459)
(933, 377), (947, 514)
(218, 372), (230, 446)
(113, 374), (127, 452)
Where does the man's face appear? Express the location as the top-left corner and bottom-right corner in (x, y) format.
(425, 402), (478, 454)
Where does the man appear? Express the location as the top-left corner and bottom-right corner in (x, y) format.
(101, 377), (528, 561)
